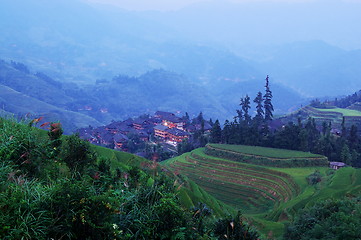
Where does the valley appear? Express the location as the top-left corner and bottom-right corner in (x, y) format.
(1, 0), (361, 239)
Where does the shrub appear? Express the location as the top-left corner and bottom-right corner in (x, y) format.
(307, 170), (322, 185)
(61, 133), (96, 173)
(214, 211), (260, 240)
(284, 198), (361, 240)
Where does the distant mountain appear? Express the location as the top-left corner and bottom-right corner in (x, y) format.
(2, 0), (358, 104)
(0, 60), (102, 132)
(0, 60), (304, 131)
(0, 0), (259, 85)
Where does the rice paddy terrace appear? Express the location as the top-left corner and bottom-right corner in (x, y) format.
(162, 144), (361, 238)
(280, 106), (361, 134)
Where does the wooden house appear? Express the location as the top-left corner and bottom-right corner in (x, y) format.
(167, 128), (190, 143)
(114, 133), (129, 150)
(329, 161), (346, 170)
(154, 125), (169, 139)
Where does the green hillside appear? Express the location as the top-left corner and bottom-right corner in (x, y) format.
(0, 83), (102, 133)
(162, 144), (361, 238)
(92, 144), (235, 217)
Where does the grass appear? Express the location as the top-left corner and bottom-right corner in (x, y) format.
(208, 144), (323, 159)
(92, 145), (145, 170)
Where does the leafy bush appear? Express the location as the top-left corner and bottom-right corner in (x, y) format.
(284, 198), (361, 240)
(307, 170), (322, 185)
(61, 133), (96, 173)
(214, 212), (260, 240)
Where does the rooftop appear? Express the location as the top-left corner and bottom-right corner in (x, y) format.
(154, 125), (169, 131)
(330, 162), (346, 167)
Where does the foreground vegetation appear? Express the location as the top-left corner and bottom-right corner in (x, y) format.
(0, 117), (262, 239)
(163, 145), (361, 239)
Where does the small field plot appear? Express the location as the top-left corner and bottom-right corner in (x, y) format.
(205, 144), (328, 167)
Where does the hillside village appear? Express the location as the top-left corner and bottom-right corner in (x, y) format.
(77, 111), (211, 157)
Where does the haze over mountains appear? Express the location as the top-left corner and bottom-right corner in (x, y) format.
(1, 0), (361, 130)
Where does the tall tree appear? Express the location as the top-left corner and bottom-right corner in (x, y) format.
(241, 95), (251, 125)
(253, 91), (264, 125)
(222, 120), (232, 144)
(341, 117), (347, 138)
(210, 119), (222, 143)
(263, 75), (274, 122)
(348, 125), (359, 149)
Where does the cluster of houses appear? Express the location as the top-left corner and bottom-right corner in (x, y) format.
(77, 111), (211, 152)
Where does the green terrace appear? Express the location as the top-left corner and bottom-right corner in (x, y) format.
(162, 147), (302, 214)
(207, 144), (323, 159)
(311, 106), (361, 117)
(205, 144), (328, 167)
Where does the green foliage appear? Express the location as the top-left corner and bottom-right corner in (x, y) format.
(177, 139), (195, 155)
(0, 117), (53, 178)
(253, 91), (264, 125)
(284, 198), (361, 240)
(210, 119), (222, 144)
(214, 212), (260, 240)
(61, 133), (97, 173)
(48, 122), (63, 150)
(118, 183), (189, 239)
(306, 170), (322, 185)
(264, 75), (274, 122)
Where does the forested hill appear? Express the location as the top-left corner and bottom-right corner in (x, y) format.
(0, 59), (305, 133)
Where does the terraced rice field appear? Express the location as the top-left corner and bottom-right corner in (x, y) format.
(164, 148), (301, 213)
(303, 106), (361, 130)
(205, 144), (328, 167)
(312, 107), (361, 117)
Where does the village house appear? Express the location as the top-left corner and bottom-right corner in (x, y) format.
(185, 122), (212, 133)
(154, 111), (186, 130)
(162, 115), (185, 130)
(166, 128), (190, 144)
(329, 161), (346, 170)
(132, 117), (153, 130)
(154, 111), (175, 119)
(154, 125), (169, 139)
(113, 133), (129, 150)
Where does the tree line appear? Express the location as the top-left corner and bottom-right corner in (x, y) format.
(209, 76), (361, 167)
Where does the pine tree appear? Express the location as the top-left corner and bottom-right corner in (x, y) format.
(253, 91), (264, 125)
(210, 119), (222, 143)
(263, 75), (274, 122)
(341, 117), (347, 138)
(340, 144), (352, 165)
(241, 95), (251, 125)
(348, 125), (359, 149)
(222, 120), (231, 143)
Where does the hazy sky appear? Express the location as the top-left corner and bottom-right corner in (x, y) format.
(84, 0), (361, 11)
